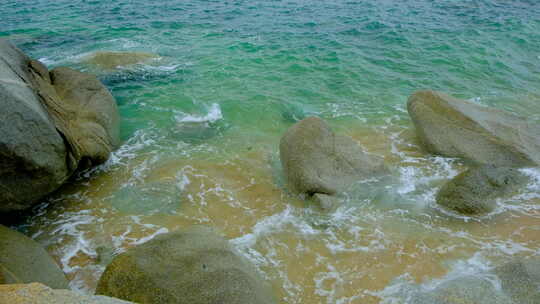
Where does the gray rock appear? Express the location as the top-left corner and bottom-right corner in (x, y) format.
(436, 165), (528, 215)
(0, 283), (134, 304)
(48, 67), (120, 169)
(279, 117), (386, 205)
(494, 258), (540, 304)
(96, 226), (276, 304)
(0, 39), (70, 212)
(407, 90), (540, 167)
(0, 225), (68, 289)
(0, 39), (120, 212)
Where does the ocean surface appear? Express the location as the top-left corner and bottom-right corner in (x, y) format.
(2, 0), (540, 302)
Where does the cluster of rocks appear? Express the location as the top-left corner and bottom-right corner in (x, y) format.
(279, 91), (539, 215)
(408, 90), (539, 215)
(0, 40), (276, 304)
(277, 91), (540, 303)
(0, 224), (275, 304)
(1, 36), (538, 303)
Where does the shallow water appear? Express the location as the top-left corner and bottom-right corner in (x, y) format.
(2, 0), (540, 303)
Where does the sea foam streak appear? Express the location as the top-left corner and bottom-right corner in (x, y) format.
(175, 103), (223, 123)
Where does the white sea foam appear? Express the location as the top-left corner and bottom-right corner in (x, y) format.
(130, 227), (169, 245)
(175, 103), (223, 123)
(37, 57), (56, 65)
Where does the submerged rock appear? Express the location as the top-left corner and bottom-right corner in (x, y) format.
(106, 181), (181, 215)
(83, 51), (158, 70)
(411, 275), (513, 304)
(0, 39), (120, 212)
(436, 165), (527, 215)
(279, 117), (386, 207)
(96, 226), (276, 304)
(169, 121), (224, 143)
(0, 225), (68, 289)
(494, 258), (540, 304)
(407, 90), (540, 167)
(0, 283), (134, 304)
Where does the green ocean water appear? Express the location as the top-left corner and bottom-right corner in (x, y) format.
(2, 1), (540, 303)
(3, 0), (540, 141)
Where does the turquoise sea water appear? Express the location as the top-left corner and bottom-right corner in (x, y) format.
(2, 1), (540, 303)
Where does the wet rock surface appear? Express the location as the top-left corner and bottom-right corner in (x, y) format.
(407, 90), (540, 167)
(96, 226), (276, 304)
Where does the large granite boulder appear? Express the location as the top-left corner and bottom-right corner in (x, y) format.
(96, 226), (276, 304)
(0, 39), (120, 212)
(47, 67), (120, 168)
(0, 225), (68, 288)
(494, 258), (540, 304)
(279, 117), (386, 205)
(0, 283), (133, 304)
(436, 165), (528, 215)
(0, 40), (70, 212)
(407, 90), (540, 167)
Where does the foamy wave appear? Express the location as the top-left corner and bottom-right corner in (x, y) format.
(175, 103), (223, 123)
(79, 129), (157, 178)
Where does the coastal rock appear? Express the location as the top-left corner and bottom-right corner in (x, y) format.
(494, 258), (540, 304)
(436, 165), (527, 215)
(0, 39), (69, 212)
(48, 67), (120, 169)
(411, 275), (513, 304)
(83, 51), (158, 70)
(0, 225), (68, 289)
(0, 39), (120, 212)
(279, 117), (386, 204)
(407, 90), (540, 167)
(0, 283), (134, 304)
(96, 226), (276, 304)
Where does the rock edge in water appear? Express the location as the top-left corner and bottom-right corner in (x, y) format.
(436, 165), (528, 216)
(0, 225), (68, 289)
(279, 116), (387, 209)
(0, 283), (134, 304)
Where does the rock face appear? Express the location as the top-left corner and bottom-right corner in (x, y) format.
(0, 283), (134, 304)
(96, 226), (276, 304)
(0, 40), (70, 212)
(0, 39), (120, 212)
(494, 258), (540, 304)
(0, 225), (68, 289)
(83, 51), (158, 69)
(436, 165), (527, 215)
(48, 67), (120, 168)
(279, 117), (386, 204)
(407, 90), (540, 167)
